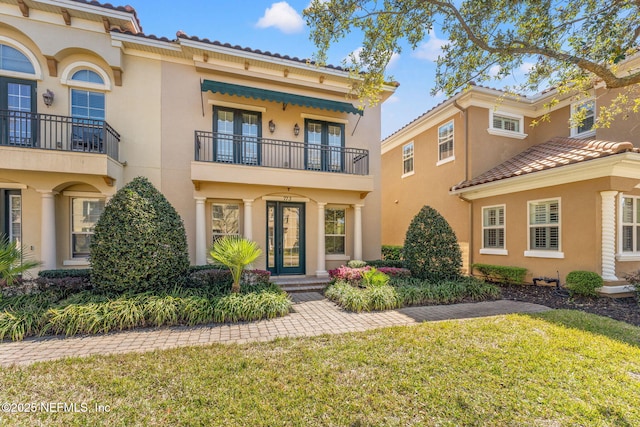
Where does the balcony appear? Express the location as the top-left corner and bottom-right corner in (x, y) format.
(0, 110), (122, 181)
(194, 131), (368, 175)
(192, 131), (373, 192)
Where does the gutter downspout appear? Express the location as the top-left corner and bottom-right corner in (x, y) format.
(453, 100), (473, 273)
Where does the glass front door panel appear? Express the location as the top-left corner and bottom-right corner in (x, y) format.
(266, 202), (305, 275)
(282, 206), (300, 268)
(267, 203), (275, 270)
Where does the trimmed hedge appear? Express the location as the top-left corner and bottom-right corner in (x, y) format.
(38, 269), (92, 279)
(90, 177), (190, 294)
(381, 245), (403, 261)
(403, 206), (462, 282)
(565, 271), (603, 297)
(472, 264), (528, 285)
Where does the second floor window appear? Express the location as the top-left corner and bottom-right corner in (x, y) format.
(402, 142), (414, 175)
(438, 121), (454, 162)
(571, 99), (595, 137)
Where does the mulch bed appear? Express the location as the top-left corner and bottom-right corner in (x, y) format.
(499, 283), (640, 327)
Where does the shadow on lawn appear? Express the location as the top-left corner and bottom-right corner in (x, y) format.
(527, 309), (640, 348)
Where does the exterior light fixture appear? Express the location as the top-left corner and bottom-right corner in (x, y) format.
(42, 89), (54, 107)
(293, 123), (300, 136)
(269, 119), (276, 133)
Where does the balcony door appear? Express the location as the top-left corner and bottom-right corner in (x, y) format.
(267, 202), (305, 275)
(304, 119), (345, 172)
(0, 77), (36, 147)
(213, 107), (261, 165)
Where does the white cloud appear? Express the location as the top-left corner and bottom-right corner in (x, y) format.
(387, 52), (401, 68)
(256, 2), (304, 34)
(519, 61), (536, 73)
(413, 30), (448, 61)
(489, 65), (501, 77)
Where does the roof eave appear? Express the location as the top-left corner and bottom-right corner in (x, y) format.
(450, 152), (640, 200)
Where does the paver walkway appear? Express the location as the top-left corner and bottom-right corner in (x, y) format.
(0, 293), (550, 367)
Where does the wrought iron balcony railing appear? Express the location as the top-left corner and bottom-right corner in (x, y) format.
(194, 131), (369, 176)
(0, 109), (120, 160)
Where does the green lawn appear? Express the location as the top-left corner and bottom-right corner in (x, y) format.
(1, 310), (639, 426)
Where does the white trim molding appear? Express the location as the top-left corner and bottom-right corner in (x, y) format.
(60, 61), (112, 91)
(524, 250), (565, 259)
(487, 110), (528, 139)
(0, 36), (42, 80)
(479, 248), (508, 256)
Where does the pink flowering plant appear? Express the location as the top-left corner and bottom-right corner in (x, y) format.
(328, 265), (371, 286)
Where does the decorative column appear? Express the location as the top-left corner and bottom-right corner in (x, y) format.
(601, 191), (619, 281)
(243, 199), (254, 240)
(353, 204), (364, 261)
(39, 191), (57, 270)
(316, 202), (328, 277)
(195, 197), (207, 265)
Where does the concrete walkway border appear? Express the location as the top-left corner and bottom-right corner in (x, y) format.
(0, 293), (550, 367)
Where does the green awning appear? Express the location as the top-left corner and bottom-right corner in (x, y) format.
(201, 79), (363, 116)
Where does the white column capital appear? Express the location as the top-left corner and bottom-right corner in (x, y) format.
(317, 202), (327, 207)
(36, 190), (58, 197)
(242, 198), (254, 204)
(600, 190), (619, 197)
(195, 197), (207, 203)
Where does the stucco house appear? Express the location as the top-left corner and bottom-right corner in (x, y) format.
(382, 67), (640, 295)
(0, 0), (395, 278)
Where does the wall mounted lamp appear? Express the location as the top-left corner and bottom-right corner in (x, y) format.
(268, 119), (276, 133)
(42, 89), (54, 107)
(293, 123), (300, 136)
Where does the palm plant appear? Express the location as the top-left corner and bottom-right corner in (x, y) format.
(209, 236), (262, 293)
(0, 234), (41, 287)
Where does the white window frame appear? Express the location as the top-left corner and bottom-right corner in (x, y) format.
(617, 194), (640, 261)
(60, 61), (111, 91)
(480, 205), (507, 255)
(570, 99), (596, 138)
(525, 198), (564, 258)
(325, 207), (346, 256)
(436, 120), (454, 165)
(211, 202), (240, 243)
(402, 141), (414, 177)
(487, 110), (527, 139)
(0, 36), (42, 79)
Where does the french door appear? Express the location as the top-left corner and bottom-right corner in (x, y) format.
(213, 107), (261, 165)
(267, 202), (305, 275)
(0, 77), (36, 146)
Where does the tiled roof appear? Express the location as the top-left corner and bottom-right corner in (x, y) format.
(70, 0), (141, 30)
(452, 137), (637, 191)
(382, 82), (529, 143)
(109, 29), (353, 72)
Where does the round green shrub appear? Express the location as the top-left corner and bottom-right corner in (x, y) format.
(403, 205), (462, 282)
(565, 271), (603, 297)
(90, 176), (190, 294)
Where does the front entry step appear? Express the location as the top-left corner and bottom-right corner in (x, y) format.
(271, 276), (330, 293)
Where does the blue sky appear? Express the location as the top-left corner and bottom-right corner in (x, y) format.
(127, 0), (453, 138)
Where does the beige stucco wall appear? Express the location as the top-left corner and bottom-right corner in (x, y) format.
(0, 6), (384, 273)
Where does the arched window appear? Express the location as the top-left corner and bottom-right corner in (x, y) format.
(0, 44), (35, 74)
(71, 69), (104, 85)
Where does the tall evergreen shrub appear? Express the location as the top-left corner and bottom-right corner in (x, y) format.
(403, 205), (462, 281)
(90, 177), (189, 293)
